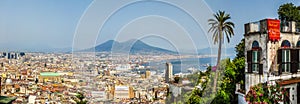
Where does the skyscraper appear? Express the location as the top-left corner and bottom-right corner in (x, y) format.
(165, 62), (173, 83)
(7, 53), (11, 59)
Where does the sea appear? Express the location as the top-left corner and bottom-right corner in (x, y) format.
(143, 55), (235, 74)
(142, 57), (212, 74)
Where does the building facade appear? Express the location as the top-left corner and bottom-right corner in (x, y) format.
(165, 62), (173, 83)
(244, 18), (300, 103)
(114, 85), (134, 99)
(145, 70), (151, 78)
(38, 72), (61, 83)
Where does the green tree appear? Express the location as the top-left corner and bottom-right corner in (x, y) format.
(174, 76), (180, 83)
(75, 92), (88, 104)
(234, 38), (245, 59)
(278, 3), (300, 22)
(233, 57), (245, 91)
(211, 38), (246, 104)
(233, 38), (245, 92)
(208, 10), (235, 92)
(186, 39), (245, 103)
(186, 66), (212, 104)
(211, 58), (235, 104)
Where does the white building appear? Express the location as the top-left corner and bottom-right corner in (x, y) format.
(240, 18), (300, 104)
(28, 95), (36, 104)
(91, 91), (107, 101)
(116, 64), (131, 70)
(114, 85), (133, 99)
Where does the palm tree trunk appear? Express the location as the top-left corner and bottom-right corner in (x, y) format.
(213, 28), (222, 93)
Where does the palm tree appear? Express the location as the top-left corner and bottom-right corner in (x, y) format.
(208, 11), (235, 92)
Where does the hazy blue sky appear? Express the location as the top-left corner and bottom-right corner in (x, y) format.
(0, 0), (299, 52)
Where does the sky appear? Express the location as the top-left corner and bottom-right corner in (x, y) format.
(0, 0), (299, 52)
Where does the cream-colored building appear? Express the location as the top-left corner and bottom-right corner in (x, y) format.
(145, 70), (151, 78)
(114, 85), (134, 99)
(243, 19), (300, 104)
(38, 72), (61, 83)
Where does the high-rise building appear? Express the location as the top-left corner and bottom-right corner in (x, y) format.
(2, 52), (25, 59)
(2, 52), (6, 58)
(165, 62), (173, 83)
(7, 53), (11, 59)
(14, 53), (18, 59)
(145, 70), (151, 78)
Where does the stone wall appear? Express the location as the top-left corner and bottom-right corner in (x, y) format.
(244, 33), (268, 92)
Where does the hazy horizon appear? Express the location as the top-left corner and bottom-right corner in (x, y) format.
(0, 0), (298, 52)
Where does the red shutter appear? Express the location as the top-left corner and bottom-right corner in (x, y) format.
(247, 50), (252, 73)
(277, 49), (282, 75)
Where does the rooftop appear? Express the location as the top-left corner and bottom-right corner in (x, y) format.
(40, 72), (60, 77)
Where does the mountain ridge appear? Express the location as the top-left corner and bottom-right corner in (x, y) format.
(83, 40), (177, 54)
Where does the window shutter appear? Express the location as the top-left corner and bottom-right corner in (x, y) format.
(248, 62), (252, 73)
(247, 50), (252, 73)
(291, 49), (298, 73)
(295, 49), (299, 71)
(277, 49), (282, 75)
(278, 64), (282, 75)
(292, 49), (300, 73)
(247, 50), (252, 62)
(259, 64), (263, 75)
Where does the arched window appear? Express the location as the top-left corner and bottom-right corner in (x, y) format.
(279, 40), (291, 73)
(281, 40), (291, 48)
(252, 41), (259, 49)
(247, 40), (262, 73)
(296, 41), (300, 47)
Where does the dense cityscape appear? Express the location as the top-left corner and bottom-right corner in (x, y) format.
(1, 0), (300, 104)
(0, 52), (212, 103)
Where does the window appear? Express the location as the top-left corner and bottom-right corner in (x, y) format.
(281, 40), (291, 48)
(296, 41), (300, 47)
(247, 40), (262, 74)
(252, 51), (259, 72)
(252, 41), (259, 49)
(282, 50), (290, 73)
(278, 40), (292, 74)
